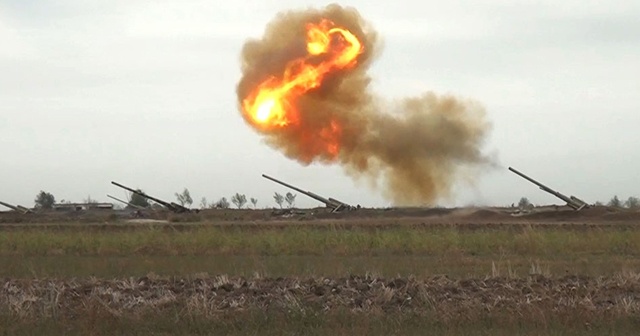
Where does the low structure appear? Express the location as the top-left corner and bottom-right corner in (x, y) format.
(53, 203), (114, 211)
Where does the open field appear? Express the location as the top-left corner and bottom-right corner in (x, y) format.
(2, 206), (640, 334)
(2, 224), (640, 278)
(3, 273), (640, 335)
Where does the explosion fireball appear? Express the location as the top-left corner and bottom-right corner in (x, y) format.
(237, 4), (493, 205)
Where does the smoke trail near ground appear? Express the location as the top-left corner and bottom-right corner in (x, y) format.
(236, 4), (493, 205)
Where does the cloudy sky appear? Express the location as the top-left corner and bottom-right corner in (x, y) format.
(1, 0), (639, 209)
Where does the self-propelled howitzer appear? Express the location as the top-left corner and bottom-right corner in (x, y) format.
(508, 167), (588, 211)
(262, 174), (354, 212)
(110, 181), (191, 213)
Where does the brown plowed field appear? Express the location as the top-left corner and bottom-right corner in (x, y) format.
(4, 273), (640, 318)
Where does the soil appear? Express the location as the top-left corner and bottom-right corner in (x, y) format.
(3, 273), (640, 318)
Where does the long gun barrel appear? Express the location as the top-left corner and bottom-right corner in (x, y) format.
(16, 205), (31, 213)
(262, 174), (352, 212)
(107, 194), (145, 210)
(0, 201), (31, 214)
(508, 167), (588, 211)
(110, 181), (190, 213)
(0, 201), (19, 212)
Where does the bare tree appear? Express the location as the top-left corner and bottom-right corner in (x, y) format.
(200, 197), (208, 209)
(214, 197), (230, 209)
(285, 192), (297, 208)
(273, 192), (284, 209)
(250, 197), (258, 209)
(231, 193), (247, 209)
(175, 188), (193, 207)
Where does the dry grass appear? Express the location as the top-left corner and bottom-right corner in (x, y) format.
(3, 273), (640, 335)
(3, 217), (640, 334)
(4, 272), (640, 318)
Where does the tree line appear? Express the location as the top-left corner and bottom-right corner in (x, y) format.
(31, 189), (299, 210)
(194, 191), (297, 209)
(516, 195), (640, 209)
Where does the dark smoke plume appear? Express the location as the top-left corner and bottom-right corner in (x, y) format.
(236, 4), (493, 206)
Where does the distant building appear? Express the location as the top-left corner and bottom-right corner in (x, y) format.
(53, 203), (114, 211)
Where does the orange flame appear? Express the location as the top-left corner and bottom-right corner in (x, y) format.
(241, 19), (363, 158)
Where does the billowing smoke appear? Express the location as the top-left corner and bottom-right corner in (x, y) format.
(236, 4), (493, 206)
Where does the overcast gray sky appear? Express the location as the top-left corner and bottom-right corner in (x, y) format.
(1, 0), (639, 209)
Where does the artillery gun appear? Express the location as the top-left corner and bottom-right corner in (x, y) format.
(262, 174), (355, 213)
(0, 201), (32, 214)
(110, 181), (191, 213)
(508, 167), (588, 211)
